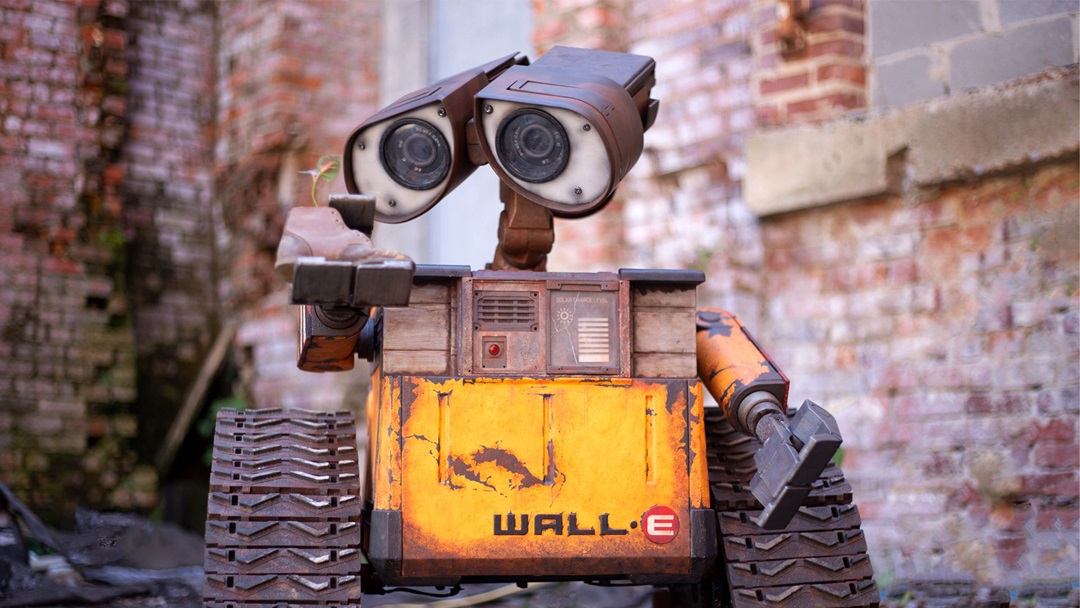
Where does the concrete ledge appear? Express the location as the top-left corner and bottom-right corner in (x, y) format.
(746, 67), (1080, 217)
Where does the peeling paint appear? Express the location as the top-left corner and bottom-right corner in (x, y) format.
(472, 446), (544, 488)
(447, 454), (505, 496)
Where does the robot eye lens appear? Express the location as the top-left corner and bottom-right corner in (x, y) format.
(380, 118), (450, 190)
(519, 124), (555, 159)
(496, 109), (569, 183)
(403, 132), (437, 167)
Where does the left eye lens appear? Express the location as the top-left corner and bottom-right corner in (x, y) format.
(380, 119), (450, 190)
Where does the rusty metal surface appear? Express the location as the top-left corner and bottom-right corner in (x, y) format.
(703, 406), (879, 608)
(204, 408), (363, 607)
(696, 308), (789, 434)
(490, 190), (554, 271)
(394, 376), (701, 580)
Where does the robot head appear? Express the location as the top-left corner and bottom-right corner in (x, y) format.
(343, 46), (658, 223)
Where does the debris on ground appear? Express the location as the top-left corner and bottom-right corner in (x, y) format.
(0, 481), (202, 608)
(1, 480), (1076, 607)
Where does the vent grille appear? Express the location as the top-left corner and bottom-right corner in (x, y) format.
(475, 291), (538, 331)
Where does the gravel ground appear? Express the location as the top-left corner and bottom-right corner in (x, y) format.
(48, 579), (1078, 608)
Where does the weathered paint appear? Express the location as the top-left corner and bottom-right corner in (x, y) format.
(364, 372), (378, 505)
(695, 308), (789, 433)
(687, 381), (708, 509)
(393, 376), (696, 578)
(372, 373), (403, 511)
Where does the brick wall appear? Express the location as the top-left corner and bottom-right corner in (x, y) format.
(123, 0), (219, 464)
(752, 0), (867, 125)
(0, 0), (382, 522)
(0, 0), (146, 521)
(762, 161), (1078, 583)
(215, 0), (381, 412)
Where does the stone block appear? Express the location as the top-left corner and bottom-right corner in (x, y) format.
(998, 0), (1076, 25)
(950, 17), (1077, 91)
(869, 0), (982, 58)
(747, 70), (1079, 215)
(745, 117), (889, 216)
(873, 52), (946, 109)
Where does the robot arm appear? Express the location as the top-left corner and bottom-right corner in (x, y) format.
(696, 307), (843, 530)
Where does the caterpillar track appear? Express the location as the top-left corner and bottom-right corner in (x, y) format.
(704, 406), (880, 608)
(203, 406), (877, 607)
(203, 407), (364, 608)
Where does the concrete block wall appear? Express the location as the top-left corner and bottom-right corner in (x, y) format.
(870, 0), (1080, 108)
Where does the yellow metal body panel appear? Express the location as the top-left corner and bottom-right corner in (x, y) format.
(687, 381), (707, 509)
(391, 376), (705, 578)
(371, 371), (403, 511)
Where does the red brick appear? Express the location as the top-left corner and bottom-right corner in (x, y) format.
(924, 224), (993, 254)
(964, 392), (1028, 415)
(759, 70), (810, 95)
(1034, 444), (1080, 468)
(995, 535), (1026, 569)
(1035, 502), (1080, 530)
(816, 62), (866, 86)
(754, 103), (781, 126)
(923, 451), (961, 477)
(785, 91), (863, 117)
(1028, 418), (1077, 443)
(1021, 471), (1079, 497)
(806, 11), (865, 35)
(807, 36), (863, 59)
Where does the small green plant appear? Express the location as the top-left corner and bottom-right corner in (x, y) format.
(300, 154), (343, 206)
(831, 445), (845, 467)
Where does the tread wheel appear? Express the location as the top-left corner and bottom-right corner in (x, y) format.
(704, 407), (880, 608)
(203, 407), (364, 608)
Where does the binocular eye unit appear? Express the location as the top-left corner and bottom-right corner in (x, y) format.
(495, 108), (569, 184)
(380, 118), (452, 191)
(344, 47), (656, 223)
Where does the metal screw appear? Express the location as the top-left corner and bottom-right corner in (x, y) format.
(358, 142), (365, 150)
(388, 199), (397, 207)
(583, 124), (591, 131)
(574, 187), (582, 195)
(484, 105), (493, 114)
(437, 107), (446, 117)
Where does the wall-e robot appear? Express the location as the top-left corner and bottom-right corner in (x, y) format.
(204, 47), (878, 608)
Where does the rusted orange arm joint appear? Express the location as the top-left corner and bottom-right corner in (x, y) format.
(695, 307), (788, 437)
(696, 307), (844, 530)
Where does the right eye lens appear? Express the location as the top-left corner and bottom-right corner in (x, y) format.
(496, 109), (569, 183)
(380, 119), (450, 190)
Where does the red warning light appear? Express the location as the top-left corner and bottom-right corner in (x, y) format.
(488, 343), (501, 357)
